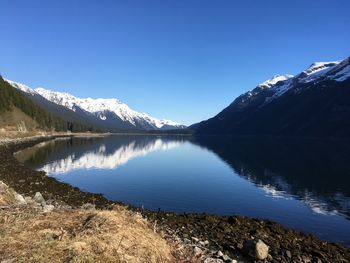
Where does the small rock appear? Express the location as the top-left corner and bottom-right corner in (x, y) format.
(286, 250), (292, 258)
(204, 258), (225, 263)
(217, 250), (224, 258)
(15, 194), (27, 205)
(192, 237), (199, 242)
(80, 203), (95, 210)
(18, 179), (25, 183)
(267, 254), (273, 261)
(33, 192), (45, 204)
(243, 239), (269, 260)
(43, 204), (55, 213)
(201, 240), (210, 246)
(194, 246), (202, 256)
(222, 254), (230, 261)
(24, 196), (32, 203)
(183, 238), (191, 244)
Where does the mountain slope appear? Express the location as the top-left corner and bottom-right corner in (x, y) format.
(5, 79), (185, 131)
(192, 57), (350, 137)
(34, 87), (185, 130)
(0, 77), (89, 132)
(4, 79), (112, 132)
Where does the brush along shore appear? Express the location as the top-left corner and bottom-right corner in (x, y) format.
(0, 181), (176, 263)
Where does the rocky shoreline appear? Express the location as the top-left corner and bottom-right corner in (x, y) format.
(1, 135), (350, 262)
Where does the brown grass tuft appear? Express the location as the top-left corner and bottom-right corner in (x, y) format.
(0, 182), (175, 263)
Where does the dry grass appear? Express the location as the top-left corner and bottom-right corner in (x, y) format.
(0, 181), (17, 206)
(0, 183), (175, 263)
(0, 107), (40, 133)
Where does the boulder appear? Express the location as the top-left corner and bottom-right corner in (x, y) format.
(15, 194), (27, 205)
(33, 192), (46, 205)
(243, 239), (269, 260)
(43, 204), (55, 213)
(24, 196), (33, 203)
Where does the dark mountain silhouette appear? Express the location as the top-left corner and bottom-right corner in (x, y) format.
(192, 57), (350, 137)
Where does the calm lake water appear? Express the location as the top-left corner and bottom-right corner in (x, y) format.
(16, 135), (350, 247)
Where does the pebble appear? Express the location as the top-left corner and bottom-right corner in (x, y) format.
(204, 258), (225, 263)
(24, 196), (32, 203)
(80, 203), (96, 210)
(200, 240), (210, 246)
(192, 237), (199, 242)
(43, 204), (55, 213)
(222, 254), (230, 261)
(194, 246), (203, 256)
(217, 250), (224, 258)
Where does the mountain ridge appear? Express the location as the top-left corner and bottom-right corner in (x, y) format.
(0, 77), (91, 132)
(5, 79), (185, 131)
(192, 57), (350, 137)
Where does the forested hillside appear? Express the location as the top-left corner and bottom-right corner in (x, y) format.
(0, 77), (89, 132)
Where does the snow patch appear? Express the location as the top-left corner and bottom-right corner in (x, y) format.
(258, 74), (294, 88)
(5, 79), (184, 130)
(331, 65), (350, 82)
(34, 88), (183, 129)
(300, 61), (339, 83)
(4, 79), (37, 95)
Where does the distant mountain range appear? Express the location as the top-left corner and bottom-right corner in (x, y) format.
(4, 79), (186, 131)
(2, 56), (350, 137)
(192, 57), (350, 137)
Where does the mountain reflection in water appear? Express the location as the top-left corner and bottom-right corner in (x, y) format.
(17, 136), (182, 174)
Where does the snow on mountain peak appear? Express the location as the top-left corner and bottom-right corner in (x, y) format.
(303, 61), (340, 76)
(258, 74), (294, 88)
(33, 87), (183, 129)
(299, 61), (340, 83)
(4, 78), (37, 95)
(4, 78), (184, 130)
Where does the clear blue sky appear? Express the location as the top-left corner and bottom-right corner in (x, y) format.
(1, 0), (349, 125)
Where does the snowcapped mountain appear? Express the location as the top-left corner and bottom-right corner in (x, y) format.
(5, 79), (38, 95)
(192, 56), (350, 137)
(233, 59), (349, 108)
(5, 79), (185, 131)
(34, 87), (185, 130)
